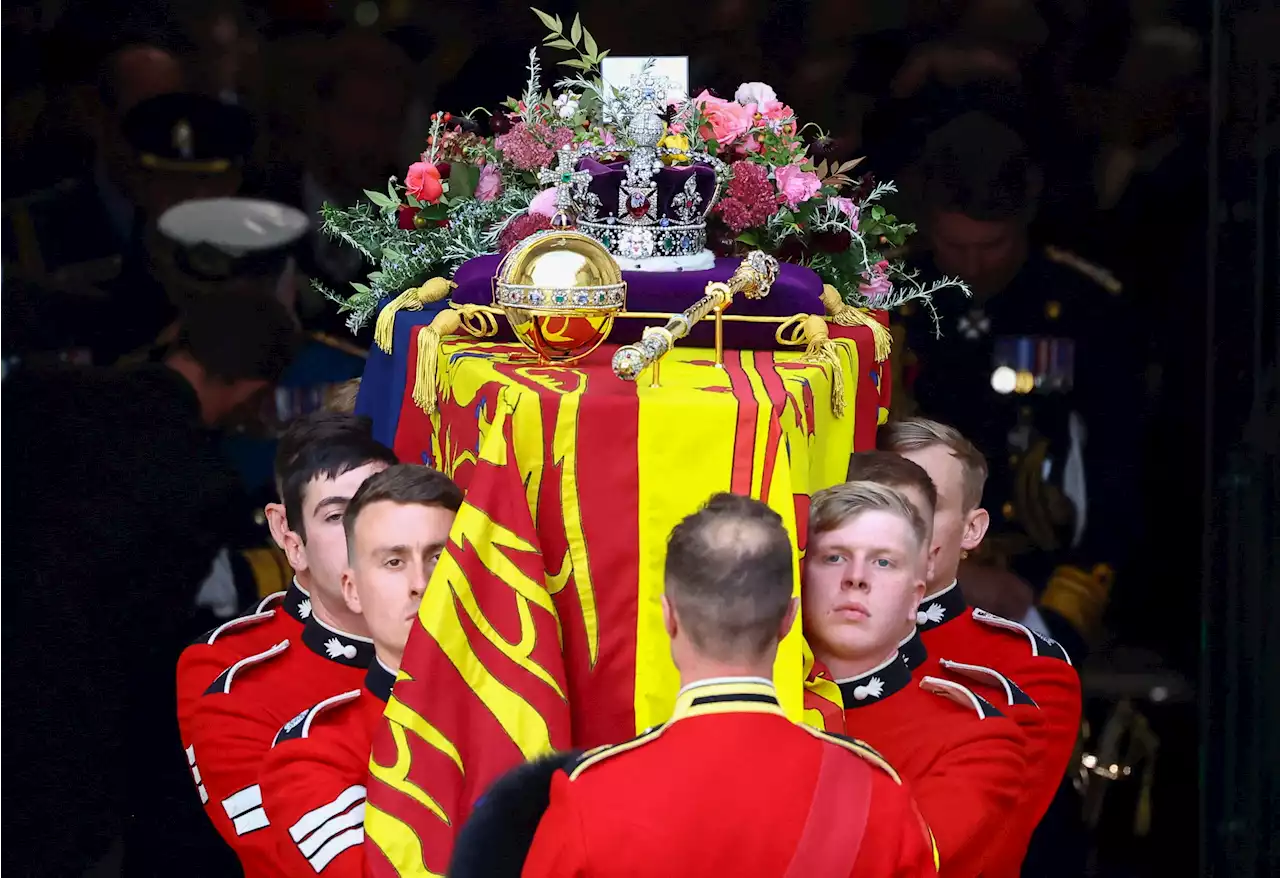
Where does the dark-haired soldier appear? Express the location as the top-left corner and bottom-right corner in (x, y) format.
(451, 493), (938, 878)
(1, 291), (300, 876)
(896, 111), (1143, 657)
(186, 425), (399, 875)
(260, 465), (462, 877)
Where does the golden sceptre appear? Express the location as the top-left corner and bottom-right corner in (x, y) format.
(612, 251), (780, 382)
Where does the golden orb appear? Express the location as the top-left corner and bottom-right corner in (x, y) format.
(492, 229), (626, 364)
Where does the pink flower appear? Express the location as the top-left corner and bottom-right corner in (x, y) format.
(599, 128), (616, 147)
(693, 90), (755, 146)
(830, 196), (860, 229)
(714, 160), (778, 233)
(528, 187), (558, 218)
(774, 164), (821, 209)
(405, 161), (443, 203)
(859, 260), (894, 301)
(475, 164), (503, 202)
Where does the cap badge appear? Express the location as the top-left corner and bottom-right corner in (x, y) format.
(172, 119), (194, 160)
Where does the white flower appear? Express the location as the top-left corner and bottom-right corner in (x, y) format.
(554, 93), (580, 119)
(734, 81), (777, 107)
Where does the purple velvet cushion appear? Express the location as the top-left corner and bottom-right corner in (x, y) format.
(451, 254), (826, 349)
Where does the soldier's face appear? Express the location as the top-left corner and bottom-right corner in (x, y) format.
(802, 511), (925, 674)
(899, 446), (969, 589)
(928, 212), (1028, 297)
(343, 501), (455, 669)
(292, 463), (389, 600)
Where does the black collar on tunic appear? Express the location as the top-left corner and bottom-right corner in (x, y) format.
(898, 628), (929, 671)
(916, 580), (968, 633)
(837, 652), (914, 709)
(301, 615), (376, 669)
(282, 580), (312, 624)
(365, 659), (396, 703)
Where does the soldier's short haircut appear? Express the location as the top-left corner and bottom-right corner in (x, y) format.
(809, 481), (930, 555)
(918, 111), (1040, 222)
(174, 292), (301, 385)
(847, 450), (938, 516)
(343, 464), (463, 558)
(279, 415), (400, 541)
(664, 493), (795, 663)
(877, 418), (988, 511)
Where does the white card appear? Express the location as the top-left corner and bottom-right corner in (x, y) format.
(601, 56), (689, 104)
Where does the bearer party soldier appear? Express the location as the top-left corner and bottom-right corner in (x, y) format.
(260, 465), (461, 876)
(803, 481), (1030, 877)
(451, 493), (938, 878)
(896, 111), (1144, 653)
(845, 447), (1077, 876)
(184, 424), (398, 874)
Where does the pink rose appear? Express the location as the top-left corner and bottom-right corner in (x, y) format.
(859, 260), (893, 300)
(475, 164), (503, 202)
(694, 90), (755, 146)
(405, 161), (443, 203)
(774, 164), (821, 209)
(528, 187), (558, 218)
(830, 196), (860, 230)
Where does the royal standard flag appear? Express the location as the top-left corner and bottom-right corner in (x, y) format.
(365, 327), (886, 876)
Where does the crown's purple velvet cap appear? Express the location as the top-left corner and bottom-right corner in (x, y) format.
(577, 157), (717, 221)
(455, 253), (825, 350)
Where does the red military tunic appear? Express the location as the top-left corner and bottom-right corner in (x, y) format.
(187, 615), (374, 877)
(914, 582), (1082, 876)
(176, 583), (312, 808)
(519, 679), (938, 878)
(259, 661), (394, 877)
(824, 653), (1030, 878)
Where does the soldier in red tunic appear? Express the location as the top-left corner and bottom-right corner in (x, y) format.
(451, 493), (939, 878)
(803, 481), (1030, 877)
(259, 465), (461, 876)
(184, 426), (399, 874)
(877, 419), (1082, 877)
(176, 413), (378, 768)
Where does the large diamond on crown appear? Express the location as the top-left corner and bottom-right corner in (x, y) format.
(572, 157), (717, 262)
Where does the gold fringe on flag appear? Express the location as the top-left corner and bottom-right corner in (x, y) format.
(411, 309), (464, 414)
(374, 277), (457, 354)
(819, 285), (892, 363)
(799, 313), (847, 419)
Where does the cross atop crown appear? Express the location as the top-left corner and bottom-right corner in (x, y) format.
(538, 147), (592, 224)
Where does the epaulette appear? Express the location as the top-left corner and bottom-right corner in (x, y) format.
(938, 659), (1038, 708)
(307, 331), (368, 359)
(194, 607), (278, 646)
(971, 608), (1072, 665)
(565, 724), (666, 781)
(448, 751), (584, 878)
(1044, 245), (1123, 295)
(798, 724), (902, 784)
(204, 640), (289, 695)
(919, 676), (1005, 720)
(272, 689), (361, 746)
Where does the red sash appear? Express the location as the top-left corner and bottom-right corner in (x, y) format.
(783, 741), (873, 877)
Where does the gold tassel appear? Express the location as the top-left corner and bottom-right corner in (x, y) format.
(800, 314), (847, 419)
(374, 277), (457, 354)
(411, 309), (463, 414)
(819, 284), (892, 362)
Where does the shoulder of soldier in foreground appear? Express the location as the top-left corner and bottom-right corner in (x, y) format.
(962, 607), (1074, 665)
(270, 688), (367, 748)
(915, 675), (1009, 723)
(1039, 245), (1124, 297)
(796, 723), (904, 785)
(561, 724), (669, 782)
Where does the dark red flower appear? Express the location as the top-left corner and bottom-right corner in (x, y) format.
(776, 234), (809, 264)
(489, 111), (514, 136)
(811, 227), (852, 253)
(434, 161), (451, 180)
(499, 213), (553, 253)
(397, 205), (420, 230)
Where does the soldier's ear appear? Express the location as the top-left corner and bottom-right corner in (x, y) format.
(264, 503), (288, 551)
(341, 569), (361, 615)
(280, 526), (308, 573)
(961, 507), (990, 551)
(661, 595), (677, 641)
(779, 597), (799, 640)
